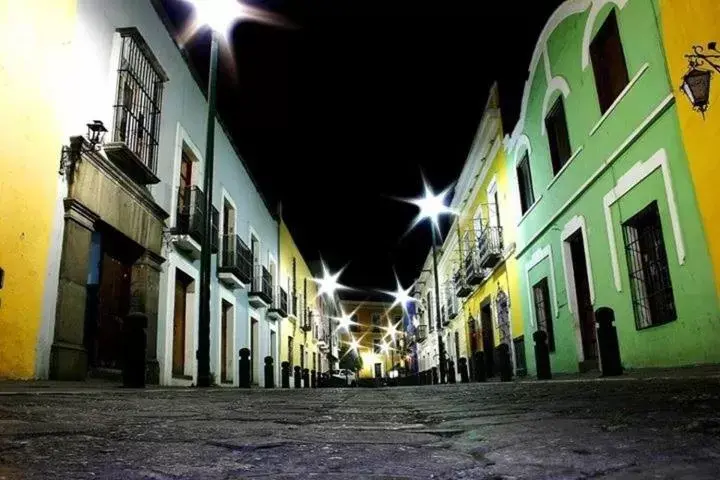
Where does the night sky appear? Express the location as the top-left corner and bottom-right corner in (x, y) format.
(158, 0), (564, 293)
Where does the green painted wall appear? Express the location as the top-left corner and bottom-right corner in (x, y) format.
(508, 0), (720, 375)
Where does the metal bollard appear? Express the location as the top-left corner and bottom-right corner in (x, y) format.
(122, 313), (147, 388)
(447, 360), (457, 384)
(281, 361), (290, 388)
(239, 348), (251, 388)
(497, 343), (513, 382)
(533, 330), (552, 380)
(431, 366), (439, 385)
(473, 351), (486, 382)
(458, 357), (469, 383)
(596, 307), (623, 377)
(294, 366), (302, 388)
(264, 356), (274, 388)
(303, 368), (310, 388)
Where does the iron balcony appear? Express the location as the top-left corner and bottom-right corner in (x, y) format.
(454, 270), (472, 298)
(301, 309), (313, 332)
(477, 226), (504, 269)
(248, 264), (273, 308)
(172, 186), (219, 258)
(268, 286), (288, 320)
(217, 234), (252, 288)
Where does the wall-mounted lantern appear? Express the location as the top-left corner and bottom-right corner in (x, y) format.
(682, 43), (720, 116)
(59, 120), (107, 177)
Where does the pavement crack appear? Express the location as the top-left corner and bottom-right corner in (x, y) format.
(206, 440), (287, 452)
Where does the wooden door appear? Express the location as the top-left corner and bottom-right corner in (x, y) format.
(481, 304), (495, 377)
(221, 301), (231, 383)
(173, 270), (191, 377)
(569, 232), (597, 361)
(96, 253), (131, 370)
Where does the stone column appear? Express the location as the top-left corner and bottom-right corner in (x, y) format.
(50, 199), (97, 380)
(130, 250), (164, 384)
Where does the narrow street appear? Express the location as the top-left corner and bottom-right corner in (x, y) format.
(2, 376), (720, 479)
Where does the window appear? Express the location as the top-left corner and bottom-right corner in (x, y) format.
(222, 200), (235, 236)
(373, 338), (381, 354)
(371, 313), (381, 332)
(517, 154), (535, 214)
(113, 29), (166, 173)
(590, 10), (629, 114)
(545, 97), (572, 175)
(622, 201), (677, 329)
(532, 278), (555, 352)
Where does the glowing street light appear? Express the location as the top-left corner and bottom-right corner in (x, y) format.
(382, 278), (416, 314)
(399, 177), (457, 385)
(184, 0), (285, 387)
(349, 336), (361, 353)
(314, 261), (347, 299)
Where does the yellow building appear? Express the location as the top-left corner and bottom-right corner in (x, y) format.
(448, 85), (526, 377)
(338, 300), (403, 379)
(277, 218), (323, 382)
(659, 1), (720, 299)
(0, 1), (78, 379)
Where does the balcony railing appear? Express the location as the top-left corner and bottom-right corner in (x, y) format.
(174, 186), (218, 253)
(268, 286), (288, 318)
(477, 226), (504, 268)
(250, 264), (273, 304)
(445, 283), (459, 319)
(416, 324), (428, 342)
(218, 234), (252, 285)
(454, 270), (472, 298)
(301, 309), (313, 332)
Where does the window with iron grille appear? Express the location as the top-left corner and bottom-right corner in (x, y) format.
(622, 201), (677, 329)
(532, 278), (555, 352)
(517, 154), (535, 214)
(113, 28), (166, 174)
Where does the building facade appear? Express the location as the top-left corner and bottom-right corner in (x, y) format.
(505, 0), (720, 376)
(658, 0), (720, 301)
(277, 220), (325, 385)
(338, 300), (403, 379)
(0, 0), (287, 384)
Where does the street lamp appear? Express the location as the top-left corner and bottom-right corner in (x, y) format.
(182, 0), (283, 387)
(404, 179), (455, 384)
(681, 42), (720, 116)
(313, 262), (347, 375)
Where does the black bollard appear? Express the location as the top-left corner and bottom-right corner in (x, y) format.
(294, 366), (302, 388)
(239, 348), (251, 388)
(533, 330), (552, 380)
(473, 351), (486, 382)
(311, 369), (317, 388)
(264, 356), (274, 388)
(596, 307), (623, 377)
(122, 313), (147, 388)
(497, 343), (513, 382)
(281, 361), (290, 388)
(431, 366), (439, 385)
(458, 357), (469, 383)
(447, 360), (457, 384)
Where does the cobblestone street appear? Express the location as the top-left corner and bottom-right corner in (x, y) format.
(2, 376), (720, 479)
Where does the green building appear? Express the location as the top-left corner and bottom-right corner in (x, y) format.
(505, 0), (720, 375)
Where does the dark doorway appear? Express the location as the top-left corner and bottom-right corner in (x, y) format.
(221, 300), (232, 383)
(92, 223), (142, 373)
(374, 363), (382, 378)
(480, 303), (495, 377)
(173, 269), (193, 378)
(568, 231), (598, 370)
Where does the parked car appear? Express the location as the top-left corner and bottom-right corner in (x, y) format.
(328, 369), (357, 387)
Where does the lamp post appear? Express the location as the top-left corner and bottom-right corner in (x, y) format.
(681, 42), (720, 116)
(405, 181), (455, 384)
(183, 0), (283, 387)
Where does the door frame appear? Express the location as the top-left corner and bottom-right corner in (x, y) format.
(217, 285), (236, 386)
(561, 216), (596, 362)
(479, 297), (495, 376)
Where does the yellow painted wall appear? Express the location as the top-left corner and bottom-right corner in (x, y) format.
(659, 0), (720, 299)
(339, 301), (401, 378)
(0, 0), (77, 378)
(278, 221), (319, 371)
(454, 132), (524, 354)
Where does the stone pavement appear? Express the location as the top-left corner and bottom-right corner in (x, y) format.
(1, 376), (720, 479)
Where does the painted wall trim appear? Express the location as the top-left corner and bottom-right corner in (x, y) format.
(525, 244), (559, 328)
(516, 93), (675, 258)
(602, 148), (685, 291)
(589, 63), (651, 137)
(541, 76), (572, 137)
(517, 194), (544, 227)
(546, 146), (585, 191)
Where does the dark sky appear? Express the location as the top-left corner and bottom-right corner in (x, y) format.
(157, 0), (563, 292)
